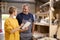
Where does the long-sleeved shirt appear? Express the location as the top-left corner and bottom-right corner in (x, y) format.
(4, 17), (20, 40)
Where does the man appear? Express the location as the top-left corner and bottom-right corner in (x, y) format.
(16, 4), (34, 40)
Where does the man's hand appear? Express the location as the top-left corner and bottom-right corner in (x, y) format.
(32, 22), (35, 34)
(24, 27), (29, 31)
(20, 27), (29, 32)
(20, 23), (24, 28)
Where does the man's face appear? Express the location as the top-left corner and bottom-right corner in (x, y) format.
(23, 6), (29, 14)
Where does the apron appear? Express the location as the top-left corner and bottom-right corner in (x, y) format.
(20, 16), (33, 40)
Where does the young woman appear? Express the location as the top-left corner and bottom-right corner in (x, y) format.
(4, 6), (29, 40)
(4, 6), (20, 40)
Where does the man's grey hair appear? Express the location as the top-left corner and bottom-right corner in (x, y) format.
(22, 4), (30, 8)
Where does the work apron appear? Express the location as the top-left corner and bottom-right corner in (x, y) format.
(20, 18), (33, 40)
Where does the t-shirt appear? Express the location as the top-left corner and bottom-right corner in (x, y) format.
(16, 12), (34, 25)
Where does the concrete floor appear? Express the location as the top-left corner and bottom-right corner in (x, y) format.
(0, 33), (4, 40)
(0, 20), (4, 40)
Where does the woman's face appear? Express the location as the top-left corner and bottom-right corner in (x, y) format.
(14, 10), (17, 16)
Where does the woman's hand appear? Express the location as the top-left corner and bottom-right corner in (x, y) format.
(10, 27), (20, 34)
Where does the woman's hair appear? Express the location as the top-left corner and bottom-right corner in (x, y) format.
(9, 6), (17, 14)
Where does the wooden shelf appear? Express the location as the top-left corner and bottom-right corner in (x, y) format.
(34, 22), (49, 26)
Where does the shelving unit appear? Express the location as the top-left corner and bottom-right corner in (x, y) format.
(33, 2), (49, 40)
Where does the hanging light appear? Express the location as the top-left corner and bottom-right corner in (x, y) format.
(51, 7), (54, 11)
(56, 0), (59, 1)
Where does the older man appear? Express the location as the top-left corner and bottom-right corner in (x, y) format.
(16, 4), (34, 40)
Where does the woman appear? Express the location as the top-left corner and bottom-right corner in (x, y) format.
(4, 6), (28, 40)
(4, 6), (20, 40)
